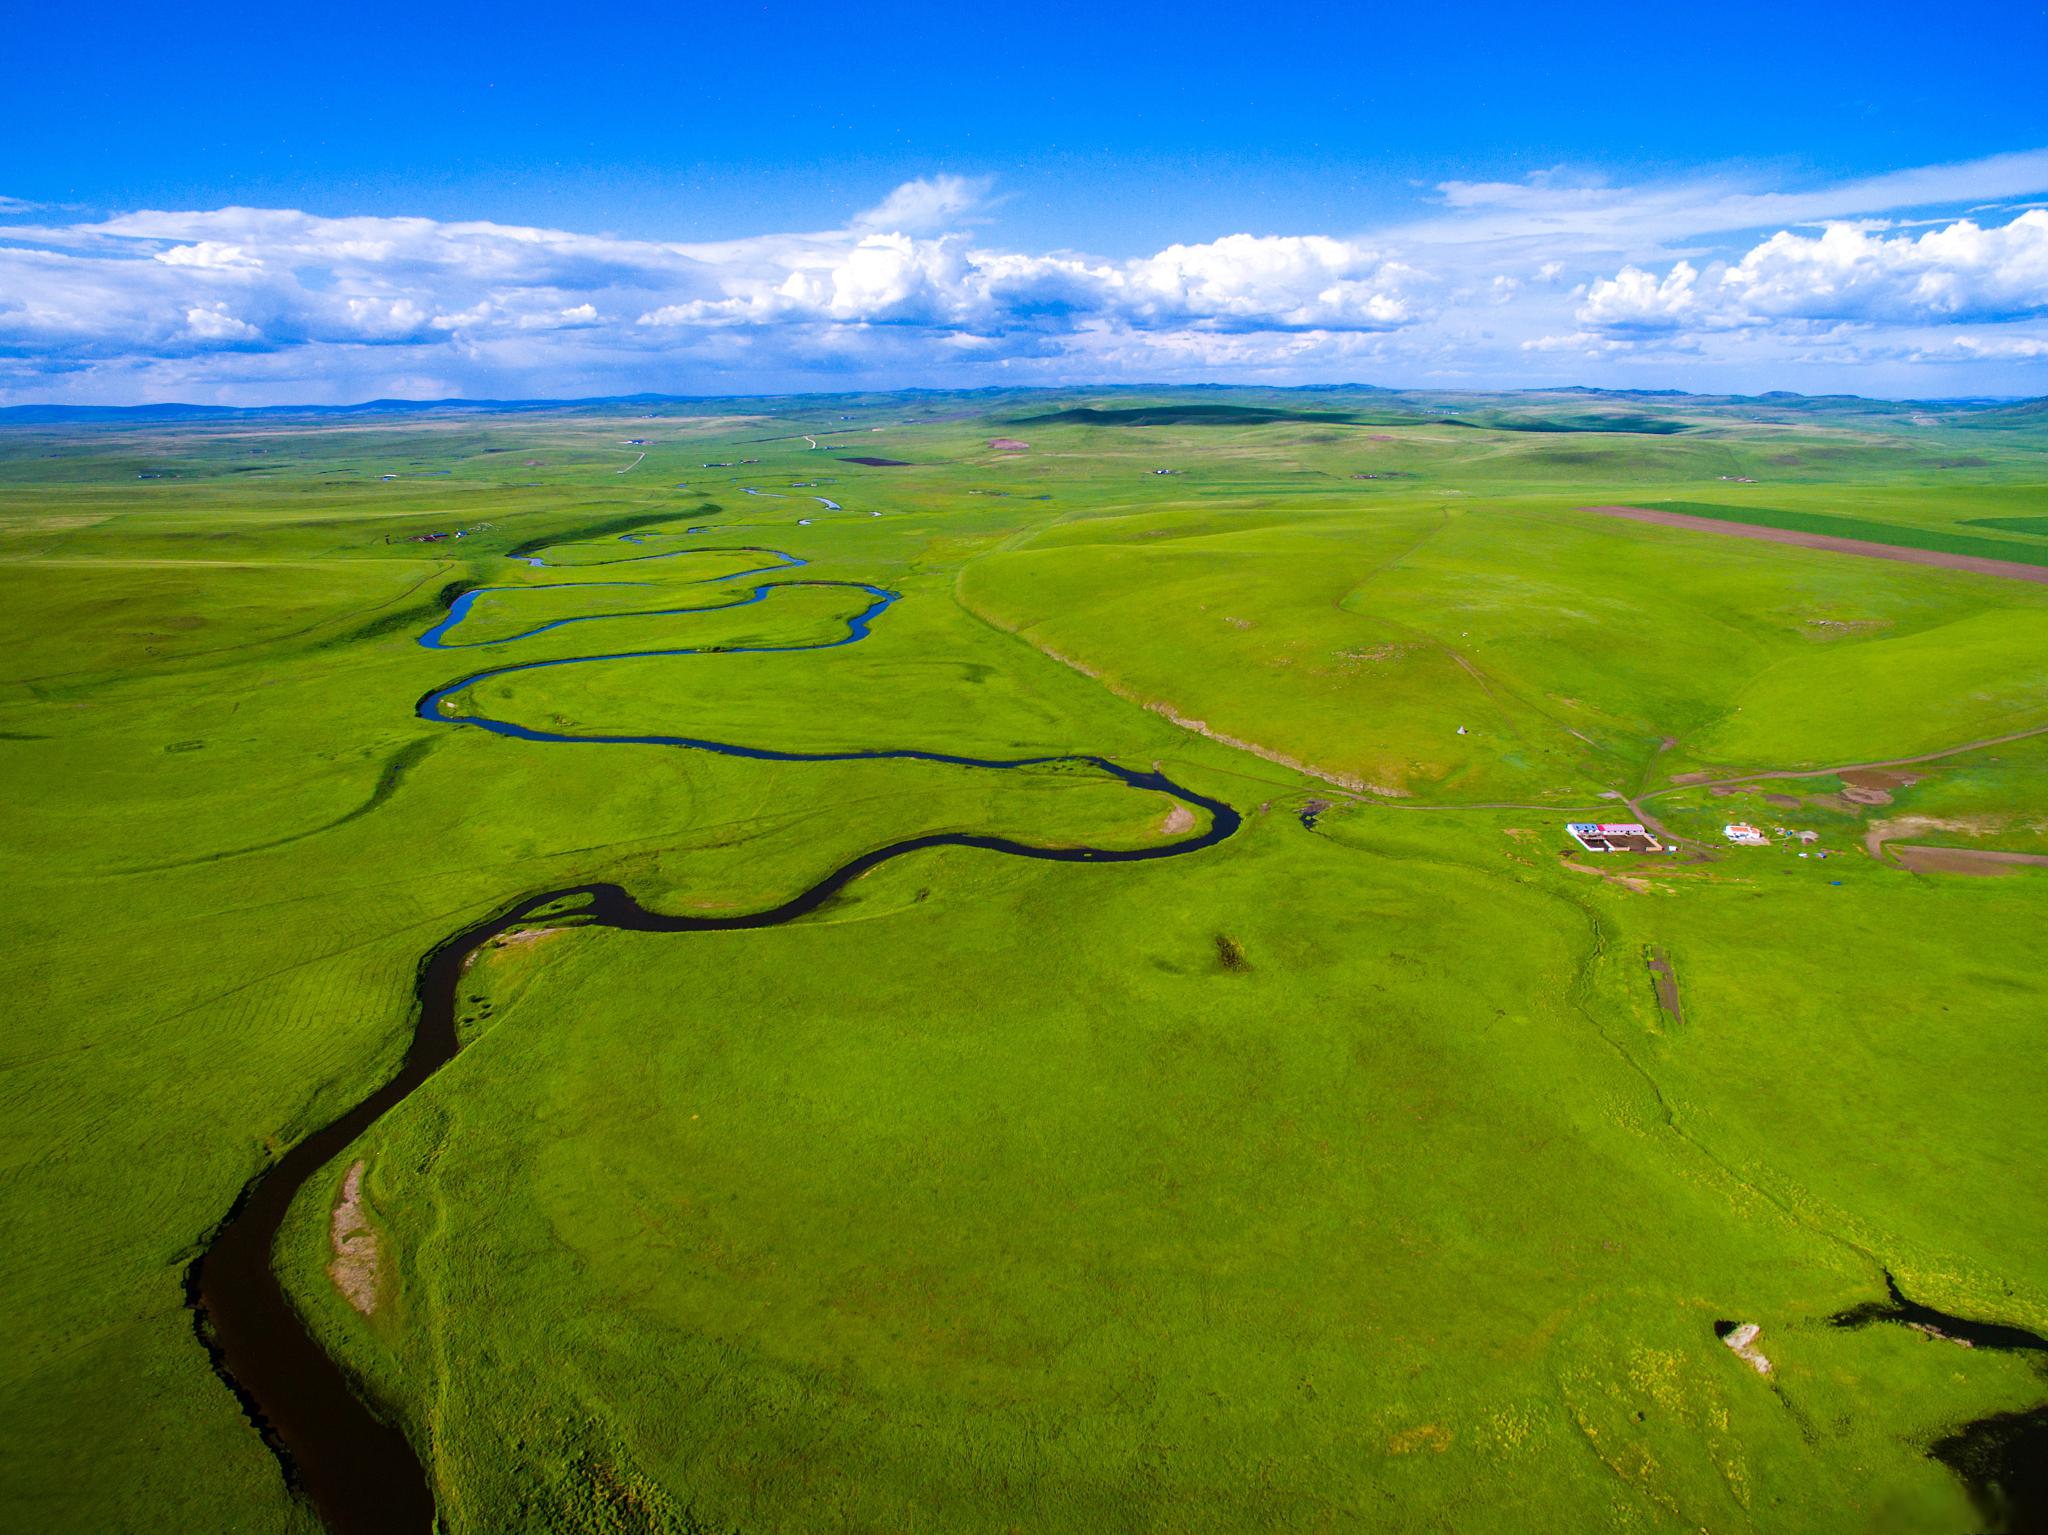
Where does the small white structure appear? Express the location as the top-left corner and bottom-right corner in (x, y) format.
(1723, 822), (1770, 846)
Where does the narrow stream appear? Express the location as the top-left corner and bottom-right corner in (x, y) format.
(1831, 1272), (2048, 1532)
(185, 528), (1239, 1532)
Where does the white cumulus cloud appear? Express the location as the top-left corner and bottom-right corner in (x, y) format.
(157, 241), (263, 271)
(1120, 235), (1419, 330)
(3, 161), (2046, 404)
(183, 305), (260, 341)
(1722, 212), (2048, 323)
(1578, 261), (1707, 332)
(1578, 211), (2048, 337)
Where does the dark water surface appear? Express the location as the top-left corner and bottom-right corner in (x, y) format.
(188, 532), (1239, 1532)
(1832, 1271), (2048, 1531)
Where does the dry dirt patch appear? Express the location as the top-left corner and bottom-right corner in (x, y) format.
(494, 926), (564, 950)
(1719, 1322), (1772, 1374)
(1839, 768), (1919, 807)
(1842, 769), (1914, 790)
(1864, 814), (2004, 860)
(328, 1160), (381, 1316)
(1560, 855), (1652, 893)
(1891, 845), (2048, 877)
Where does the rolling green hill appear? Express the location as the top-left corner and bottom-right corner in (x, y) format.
(3, 388), (2045, 1535)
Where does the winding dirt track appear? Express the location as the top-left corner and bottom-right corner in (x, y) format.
(1639, 722), (2048, 802)
(1580, 504), (2048, 583)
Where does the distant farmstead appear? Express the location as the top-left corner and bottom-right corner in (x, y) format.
(1567, 822), (1663, 853)
(1723, 822), (1770, 846)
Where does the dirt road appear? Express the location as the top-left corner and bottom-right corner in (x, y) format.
(1641, 723), (2048, 802)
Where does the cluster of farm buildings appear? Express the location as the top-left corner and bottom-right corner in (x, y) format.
(1567, 819), (1816, 854)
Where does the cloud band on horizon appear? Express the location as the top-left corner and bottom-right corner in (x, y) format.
(2, 158), (2045, 405)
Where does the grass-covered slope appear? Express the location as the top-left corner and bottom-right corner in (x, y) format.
(2, 388), (2044, 1534)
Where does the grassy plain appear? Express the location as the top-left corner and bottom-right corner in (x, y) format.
(2, 388), (2045, 1532)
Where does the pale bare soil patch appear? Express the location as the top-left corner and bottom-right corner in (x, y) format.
(1841, 769), (1915, 792)
(328, 1160), (380, 1317)
(1721, 1322), (1772, 1374)
(1892, 845), (2048, 876)
(1560, 855), (1653, 893)
(1863, 814), (2005, 860)
(465, 925), (565, 971)
(493, 926), (564, 950)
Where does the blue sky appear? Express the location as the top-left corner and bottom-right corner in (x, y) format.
(4, 0), (2046, 403)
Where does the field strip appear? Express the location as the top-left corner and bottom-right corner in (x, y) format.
(1578, 504), (2048, 582)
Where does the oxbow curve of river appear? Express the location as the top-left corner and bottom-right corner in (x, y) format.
(185, 524), (1240, 1533)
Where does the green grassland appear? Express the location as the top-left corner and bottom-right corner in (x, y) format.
(2, 388), (2046, 1533)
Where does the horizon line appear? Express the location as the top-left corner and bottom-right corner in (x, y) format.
(4, 380), (2044, 422)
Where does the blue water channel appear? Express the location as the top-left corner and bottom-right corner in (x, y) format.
(191, 516), (1242, 1535)
(411, 533), (1240, 844)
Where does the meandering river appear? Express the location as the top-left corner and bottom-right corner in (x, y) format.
(184, 520), (2042, 1535)
(186, 526), (1239, 1532)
